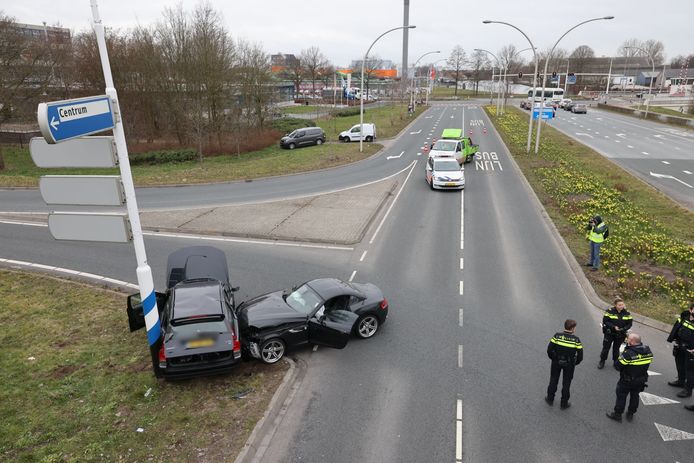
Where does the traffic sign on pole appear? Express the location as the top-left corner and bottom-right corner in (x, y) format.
(30, 136), (117, 168)
(37, 95), (114, 144)
(48, 212), (132, 243)
(40, 175), (125, 206)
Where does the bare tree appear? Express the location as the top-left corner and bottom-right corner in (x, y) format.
(301, 46), (328, 98)
(468, 49), (489, 95)
(287, 56), (304, 98)
(363, 56), (384, 101)
(618, 39), (641, 57)
(642, 39), (666, 65)
(447, 46), (467, 95)
(237, 40), (274, 129)
(569, 45), (594, 87)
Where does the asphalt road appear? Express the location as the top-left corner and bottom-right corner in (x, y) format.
(1, 101), (692, 462)
(547, 107), (694, 211)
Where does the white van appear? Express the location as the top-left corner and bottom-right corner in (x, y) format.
(339, 123), (376, 142)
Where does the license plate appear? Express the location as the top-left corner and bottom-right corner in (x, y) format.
(186, 339), (214, 349)
(446, 182), (457, 186)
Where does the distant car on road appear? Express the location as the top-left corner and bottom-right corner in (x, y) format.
(279, 127), (326, 149)
(425, 156), (465, 190)
(571, 103), (588, 114)
(559, 98), (572, 108)
(564, 101), (577, 111)
(127, 246), (242, 380)
(237, 278), (388, 364)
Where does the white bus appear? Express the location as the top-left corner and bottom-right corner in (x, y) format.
(527, 87), (565, 103)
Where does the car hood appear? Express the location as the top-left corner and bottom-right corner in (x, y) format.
(238, 290), (306, 329)
(433, 170), (464, 181)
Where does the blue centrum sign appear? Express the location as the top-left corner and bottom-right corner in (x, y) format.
(38, 95), (114, 144)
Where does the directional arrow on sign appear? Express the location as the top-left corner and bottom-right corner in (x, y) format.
(640, 392), (679, 406)
(650, 171), (693, 188)
(654, 423), (694, 442)
(50, 117), (59, 130)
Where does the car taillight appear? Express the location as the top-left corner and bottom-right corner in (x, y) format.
(158, 343), (167, 368)
(379, 298), (388, 310)
(233, 335), (241, 353)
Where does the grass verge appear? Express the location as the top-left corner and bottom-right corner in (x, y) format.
(0, 269), (287, 463)
(631, 105), (694, 120)
(485, 106), (693, 323)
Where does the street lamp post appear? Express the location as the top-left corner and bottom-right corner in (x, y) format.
(625, 45), (655, 117)
(360, 25), (416, 153)
(483, 20), (539, 153)
(411, 51), (440, 111)
(534, 16), (614, 154)
(502, 47), (534, 114)
(474, 49), (502, 115)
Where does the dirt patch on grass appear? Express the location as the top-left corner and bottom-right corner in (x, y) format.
(630, 261), (678, 282)
(50, 364), (82, 379)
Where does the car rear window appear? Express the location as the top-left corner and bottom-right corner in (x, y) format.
(172, 283), (224, 323)
(434, 160), (460, 171)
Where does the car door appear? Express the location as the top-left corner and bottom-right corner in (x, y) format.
(308, 306), (358, 349)
(350, 126), (361, 141)
(295, 130), (306, 146)
(425, 157), (434, 183)
(126, 291), (167, 332)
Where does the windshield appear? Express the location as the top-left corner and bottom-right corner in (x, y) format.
(287, 130), (297, 138)
(434, 160), (460, 171)
(285, 284), (323, 315)
(432, 140), (457, 152)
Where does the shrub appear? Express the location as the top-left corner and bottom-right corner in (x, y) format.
(331, 107), (363, 118)
(271, 117), (315, 134)
(129, 149), (197, 166)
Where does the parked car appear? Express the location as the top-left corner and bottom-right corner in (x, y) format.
(425, 155), (465, 190)
(279, 127), (326, 149)
(126, 246), (242, 379)
(339, 123), (376, 142)
(237, 278), (388, 364)
(571, 103), (588, 114)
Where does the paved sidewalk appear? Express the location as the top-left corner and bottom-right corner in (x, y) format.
(1, 177), (398, 245)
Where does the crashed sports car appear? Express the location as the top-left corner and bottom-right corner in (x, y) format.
(237, 278), (388, 364)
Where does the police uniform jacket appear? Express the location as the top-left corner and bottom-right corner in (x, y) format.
(547, 331), (583, 366)
(616, 343), (653, 387)
(667, 310), (694, 348)
(602, 306), (633, 338)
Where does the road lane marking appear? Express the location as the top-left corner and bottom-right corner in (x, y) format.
(640, 392), (679, 405)
(456, 399), (463, 461)
(410, 129), (422, 135)
(458, 345), (463, 368)
(460, 189), (464, 250)
(460, 258), (464, 269)
(654, 423), (694, 442)
(684, 171), (692, 175)
(649, 171), (693, 188)
(459, 308), (463, 327)
(459, 281), (464, 295)
(647, 370), (662, 376)
(0, 257), (138, 289)
(348, 270), (357, 282)
(386, 151), (405, 160)
(627, 145), (634, 148)
(662, 161), (670, 164)
(359, 250), (367, 262)
(313, 345), (319, 352)
(642, 151), (649, 155)
(369, 160), (418, 245)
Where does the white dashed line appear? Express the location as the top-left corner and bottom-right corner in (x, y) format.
(458, 345), (463, 368)
(627, 145), (634, 148)
(684, 170), (692, 175)
(460, 190), (464, 250)
(642, 152), (649, 155)
(359, 250), (367, 262)
(459, 308), (464, 327)
(459, 281), (464, 295)
(456, 400), (463, 461)
(662, 161), (670, 165)
(460, 258), (464, 269)
(348, 270), (357, 282)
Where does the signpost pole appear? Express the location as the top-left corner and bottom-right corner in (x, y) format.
(90, 0), (161, 376)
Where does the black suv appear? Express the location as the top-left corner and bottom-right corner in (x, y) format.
(279, 127), (326, 149)
(127, 246), (242, 379)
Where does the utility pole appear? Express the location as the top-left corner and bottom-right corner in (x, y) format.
(402, 0), (410, 94)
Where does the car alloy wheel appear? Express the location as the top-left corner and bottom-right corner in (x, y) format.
(260, 338), (285, 364)
(357, 315), (379, 339)
(289, 143), (296, 150)
(316, 139), (323, 145)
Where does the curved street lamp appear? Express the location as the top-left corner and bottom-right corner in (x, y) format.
(411, 50), (440, 110)
(534, 16), (614, 154)
(360, 25), (416, 152)
(483, 20), (539, 153)
(501, 47), (534, 114)
(474, 48), (503, 115)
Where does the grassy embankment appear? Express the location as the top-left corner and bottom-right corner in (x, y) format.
(631, 105), (694, 120)
(0, 104), (423, 187)
(485, 106), (693, 323)
(0, 270), (287, 462)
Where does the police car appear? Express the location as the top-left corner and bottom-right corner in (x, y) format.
(425, 154), (465, 190)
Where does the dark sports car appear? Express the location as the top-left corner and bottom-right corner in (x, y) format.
(127, 246), (242, 379)
(237, 278), (388, 364)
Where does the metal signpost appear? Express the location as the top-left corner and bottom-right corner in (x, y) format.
(28, 0), (162, 376)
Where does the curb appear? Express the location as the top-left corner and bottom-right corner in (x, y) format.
(482, 107), (673, 334)
(234, 356), (305, 463)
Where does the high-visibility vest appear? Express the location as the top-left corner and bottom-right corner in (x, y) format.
(588, 222), (607, 243)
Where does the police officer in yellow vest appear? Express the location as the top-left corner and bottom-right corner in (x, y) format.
(667, 302), (694, 400)
(586, 215), (609, 271)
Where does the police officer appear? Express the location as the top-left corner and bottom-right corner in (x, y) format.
(598, 297), (633, 369)
(666, 301), (694, 398)
(585, 215), (609, 271)
(606, 332), (653, 422)
(545, 319), (583, 410)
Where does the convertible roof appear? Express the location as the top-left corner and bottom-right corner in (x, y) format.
(166, 246), (230, 289)
(307, 278), (363, 300)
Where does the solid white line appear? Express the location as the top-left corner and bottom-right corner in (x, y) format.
(369, 160), (418, 245)
(0, 257), (138, 289)
(359, 250), (368, 262)
(459, 308), (463, 327)
(458, 345), (463, 368)
(460, 190), (464, 250)
(459, 281), (464, 295)
(348, 270), (357, 282)
(460, 258), (464, 270)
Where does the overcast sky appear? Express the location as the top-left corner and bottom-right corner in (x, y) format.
(4, 1), (692, 68)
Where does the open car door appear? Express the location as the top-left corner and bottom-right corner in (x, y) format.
(126, 292), (167, 332)
(308, 309), (358, 349)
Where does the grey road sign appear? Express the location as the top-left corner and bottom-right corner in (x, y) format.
(48, 212), (132, 243)
(30, 136), (117, 168)
(40, 175), (125, 206)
